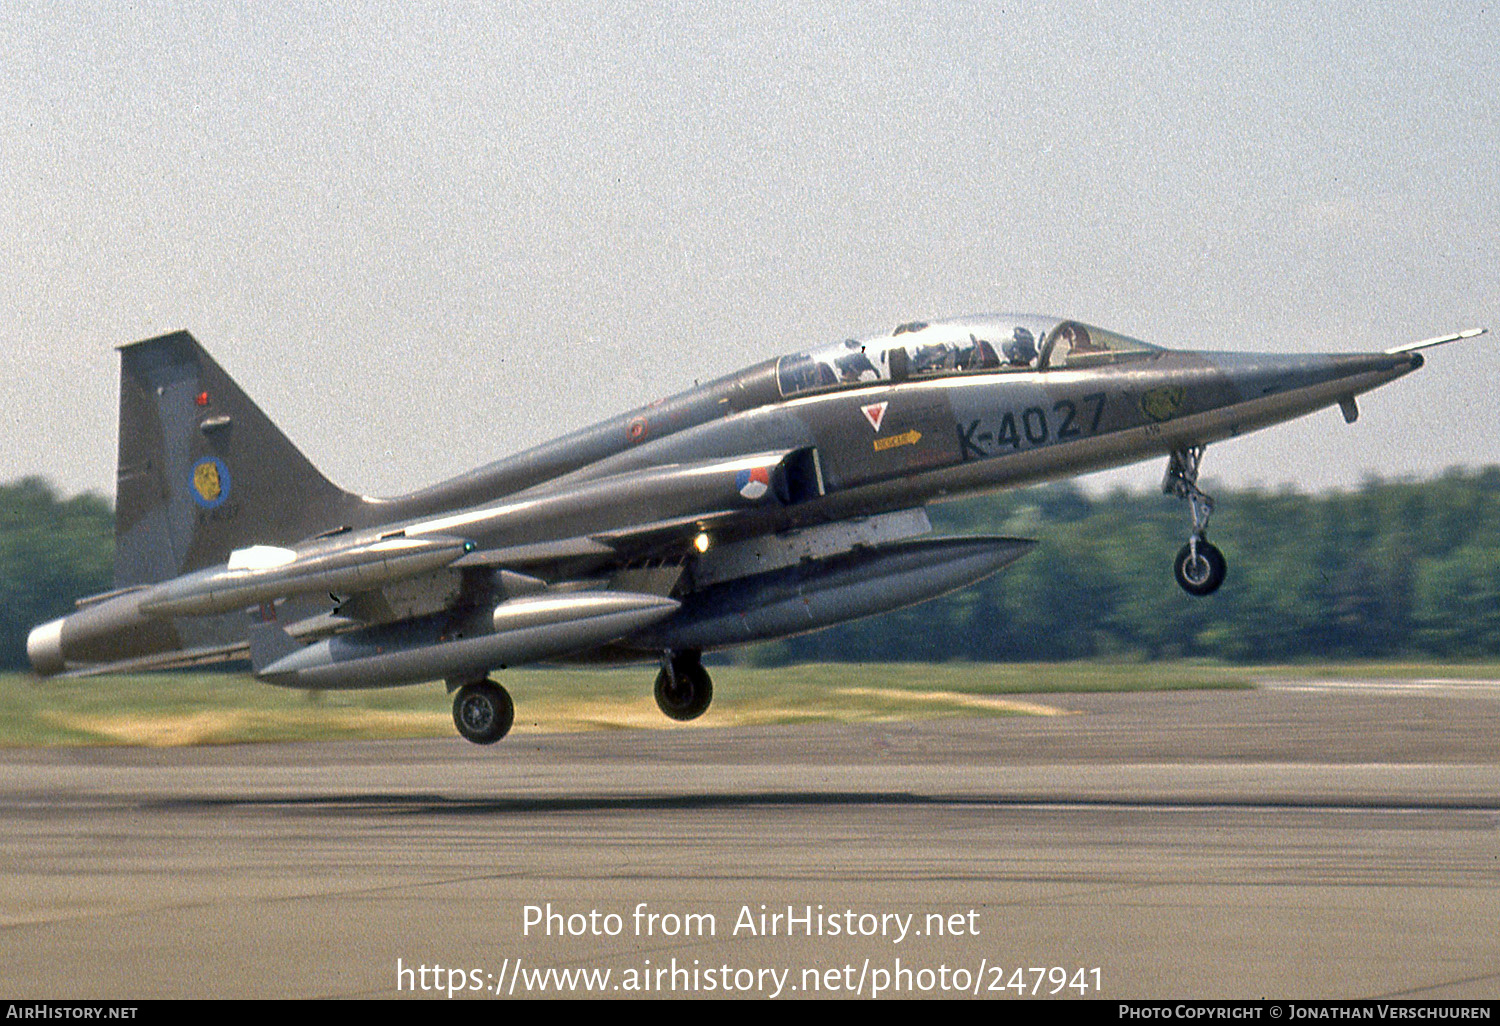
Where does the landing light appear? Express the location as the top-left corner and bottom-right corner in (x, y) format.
(693, 532), (711, 554)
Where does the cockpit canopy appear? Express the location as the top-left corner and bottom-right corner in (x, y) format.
(776, 314), (1161, 397)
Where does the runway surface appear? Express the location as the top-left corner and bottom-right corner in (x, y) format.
(2, 681), (1498, 999)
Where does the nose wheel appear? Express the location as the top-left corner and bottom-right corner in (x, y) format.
(655, 649), (713, 721)
(1174, 539), (1226, 596)
(1164, 447), (1226, 596)
(451, 678), (514, 744)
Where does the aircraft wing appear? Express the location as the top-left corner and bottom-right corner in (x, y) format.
(450, 510), (745, 575)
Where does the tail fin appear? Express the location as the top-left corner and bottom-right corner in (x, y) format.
(114, 331), (364, 587)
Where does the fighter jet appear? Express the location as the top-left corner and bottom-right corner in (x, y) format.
(26, 315), (1484, 743)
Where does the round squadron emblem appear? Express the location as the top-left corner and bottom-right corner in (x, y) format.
(1140, 386), (1186, 423)
(190, 457), (231, 509)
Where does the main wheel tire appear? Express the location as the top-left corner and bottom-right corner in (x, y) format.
(1174, 541), (1227, 597)
(654, 659), (713, 721)
(452, 680), (514, 744)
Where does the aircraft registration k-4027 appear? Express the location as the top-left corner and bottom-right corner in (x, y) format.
(27, 315), (1485, 743)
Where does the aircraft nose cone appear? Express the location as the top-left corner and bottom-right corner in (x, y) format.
(1331, 351), (1422, 376)
(1213, 350), (1424, 405)
(1323, 351), (1427, 392)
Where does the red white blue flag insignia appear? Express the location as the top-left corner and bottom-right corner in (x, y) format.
(736, 466), (771, 500)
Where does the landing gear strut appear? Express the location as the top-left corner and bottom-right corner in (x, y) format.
(451, 678), (514, 744)
(1164, 446), (1226, 597)
(655, 649), (713, 721)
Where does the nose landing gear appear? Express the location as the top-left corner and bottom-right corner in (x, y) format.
(1164, 447), (1226, 597)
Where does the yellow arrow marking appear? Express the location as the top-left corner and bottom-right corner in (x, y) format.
(873, 429), (922, 452)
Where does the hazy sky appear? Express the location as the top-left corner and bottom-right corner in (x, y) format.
(2, 1), (1496, 500)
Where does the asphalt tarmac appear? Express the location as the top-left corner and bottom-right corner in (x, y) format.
(2, 681), (1498, 1000)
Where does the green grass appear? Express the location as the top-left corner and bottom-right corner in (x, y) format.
(0, 661), (1271, 747)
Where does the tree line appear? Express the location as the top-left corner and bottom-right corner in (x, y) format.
(0, 478), (114, 670)
(4, 468), (1499, 669)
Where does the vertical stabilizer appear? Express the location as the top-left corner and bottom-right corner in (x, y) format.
(114, 331), (362, 587)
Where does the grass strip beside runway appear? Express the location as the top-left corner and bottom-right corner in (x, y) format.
(0, 661), (1269, 746)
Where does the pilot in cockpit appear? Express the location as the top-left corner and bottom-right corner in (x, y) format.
(834, 344), (879, 382)
(1052, 322), (1106, 363)
(1002, 326), (1038, 367)
(956, 335), (1001, 371)
(911, 343), (957, 374)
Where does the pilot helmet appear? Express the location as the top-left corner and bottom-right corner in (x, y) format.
(1002, 326), (1037, 365)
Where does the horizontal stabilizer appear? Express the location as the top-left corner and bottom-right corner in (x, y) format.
(138, 535), (473, 618)
(61, 640), (250, 678)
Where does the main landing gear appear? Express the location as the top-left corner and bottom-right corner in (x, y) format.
(1164, 446), (1226, 597)
(655, 649), (713, 721)
(451, 678), (514, 745)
